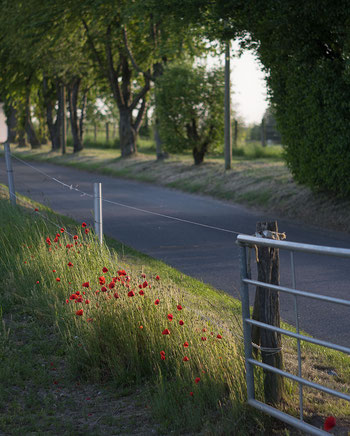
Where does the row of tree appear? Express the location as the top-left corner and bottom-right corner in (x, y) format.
(0, 0), (229, 164)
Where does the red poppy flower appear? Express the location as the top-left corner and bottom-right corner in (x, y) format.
(189, 392), (193, 397)
(179, 320), (184, 326)
(128, 290), (135, 297)
(54, 237), (59, 243)
(76, 309), (83, 316)
(142, 281), (148, 288)
(99, 276), (106, 285)
(139, 290), (145, 296)
(141, 273), (146, 278)
(217, 334), (222, 339)
(202, 328), (207, 332)
(82, 282), (90, 288)
(195, 377), (200, 384)
(155, 275), (160, 280)
(138, 284), (142, 289)
(101, 286), (107, 292)
(324, 416), (336, 431)
(201, 337), (207, 341)
(56, 278), (60, 282)
(73, 235), (78, 240)
(76, 291), (80, 295)
(183, 342), (189, 348)
(46, 237), (51, 246)
(82, 222), (87, 228)
(154, 299), (160, 305)
(177, 305), (182, 310)
(65, 299), (69, 303)
(34, 208), (39, 211)
(183, 356), (189, 362)
(160, 350), (165, 356)
(36, 280), (39, 284)
(167, 314), (173, 321)
(102, 267), (108, 273)
(60, 228), (65, 233)
(162, 329), (170, 335)
(161, 355), (166, 360)
(55, 233), (60, 238)
(66, 244), (70, 248)
(85, 299), (90, 304)
(68, 262), (73, 267)
(85, 228), (89, 234)
(53, 380), (58, 385)
(139, 325), (143, 329)
(114, 292), (119, 299)
(77, 297), (83, 303)
(118, 269), (126, 276)
(108, 282), (115, 289)
(69, 294), (77, 300)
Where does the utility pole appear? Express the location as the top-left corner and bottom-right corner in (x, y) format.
(224, 40), (232, 170)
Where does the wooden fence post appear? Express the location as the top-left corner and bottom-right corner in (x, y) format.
(252, 221), (284, 405)
(106, 122), (109, 142)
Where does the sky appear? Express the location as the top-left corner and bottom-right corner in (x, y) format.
(206, 40), (269, 126)
(230, 42), (269, 125)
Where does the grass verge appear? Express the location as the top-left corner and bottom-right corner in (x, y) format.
(0, 186), (349, 435)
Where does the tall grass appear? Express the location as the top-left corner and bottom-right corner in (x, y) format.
(0, 198), (265, 434)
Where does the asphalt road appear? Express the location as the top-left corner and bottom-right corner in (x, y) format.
(1, 157), (349, 348)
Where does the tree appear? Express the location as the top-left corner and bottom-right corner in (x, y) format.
(156, 63), (225, 165)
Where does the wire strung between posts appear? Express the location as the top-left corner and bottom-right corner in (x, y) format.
(6, 188), (76, 238)
(10, 154), (245, 236)
(8, 157), (284, 353)
(11, 154), (94, 197)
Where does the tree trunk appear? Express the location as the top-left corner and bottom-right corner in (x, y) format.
(68, 78), (83, 153)
(119, 108), (137, 156)
(43, 77), (60, 151)
(192, 146), (205, 165)
(25, 82), (40, 149)
(79, 92), (87, 143)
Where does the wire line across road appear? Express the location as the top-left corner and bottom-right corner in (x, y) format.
(1, 158), (349, 347)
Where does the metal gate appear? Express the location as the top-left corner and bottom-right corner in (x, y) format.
(237, 234), (350, 436)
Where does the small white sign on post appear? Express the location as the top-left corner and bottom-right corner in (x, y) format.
(0, 103), (8, 143)
(93, 182), (103, 244)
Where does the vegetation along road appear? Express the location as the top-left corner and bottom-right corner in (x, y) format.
(1, 158), (349, 348)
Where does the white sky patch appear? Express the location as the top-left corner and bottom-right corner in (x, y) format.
(204, 40), (269, 126)
(0, 104), (7, 142)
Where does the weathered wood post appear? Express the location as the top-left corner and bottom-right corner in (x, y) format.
(106, 122), (109, 142)
(224, 40), (232, 170)
(252, 221), (284, 405)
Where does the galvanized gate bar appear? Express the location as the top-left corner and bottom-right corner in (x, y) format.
(248, 399), (331, 436)
(248, 358), (350, 401)
(237, 234), (350, 257)
(243, 278), (350, 306)
(246, 318), (350, 354)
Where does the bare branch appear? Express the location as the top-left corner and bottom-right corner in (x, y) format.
(105, 24), (123, 107)
(129, 74), (150, 112)
(81, 18), (106, 76)
(134, 97), (148, 132)
(122, 26), (153, 81)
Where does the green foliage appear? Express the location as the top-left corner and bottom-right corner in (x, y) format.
(156, 63), (225, 164)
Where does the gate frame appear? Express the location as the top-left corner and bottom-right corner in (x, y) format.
(237, 234), (350, 436)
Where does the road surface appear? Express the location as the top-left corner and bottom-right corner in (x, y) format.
(1, 157), (349, 348)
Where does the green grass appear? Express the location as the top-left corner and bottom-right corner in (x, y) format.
(0, 186), (349, 435)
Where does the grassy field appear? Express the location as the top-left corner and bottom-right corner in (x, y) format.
(6, 138), (350, 236)
(0, 186), (349, 435)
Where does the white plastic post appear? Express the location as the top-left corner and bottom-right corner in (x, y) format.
(4, 142), (16, 206)
(93, 182), (103, 244)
